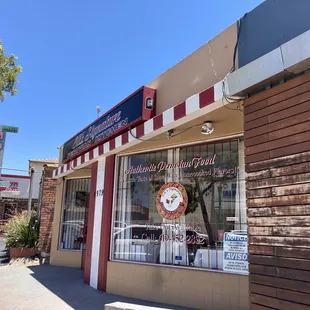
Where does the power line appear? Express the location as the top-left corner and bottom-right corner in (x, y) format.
(0, 167), (30, 173)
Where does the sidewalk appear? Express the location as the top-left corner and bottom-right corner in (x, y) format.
(0, 265), (194, 310)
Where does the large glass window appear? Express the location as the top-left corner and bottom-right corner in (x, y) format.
(59, 178), (90, 250)
(111, 139), (246, 273)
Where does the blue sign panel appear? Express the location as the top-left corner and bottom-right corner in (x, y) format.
(62, 87), (155, 162)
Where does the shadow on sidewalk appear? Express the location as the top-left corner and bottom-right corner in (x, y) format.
(28, 265), (195, 310)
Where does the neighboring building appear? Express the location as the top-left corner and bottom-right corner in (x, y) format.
(0, 159), (58, 254)
(0, 174), (36, 220)
(29, 159), (58, 199)
(0, 159), (58, 220)
(49, 1), (310, 309)
(29, 159), (58, 254)
(37, 163), (58, 254)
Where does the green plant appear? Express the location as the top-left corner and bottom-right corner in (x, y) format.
(0, 39), (22, 101)
(4, 211), (40, 249)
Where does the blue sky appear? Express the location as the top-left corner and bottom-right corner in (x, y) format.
(0, 0), (263, 174)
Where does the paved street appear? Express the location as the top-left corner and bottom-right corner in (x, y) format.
(0, 265), (194, 310)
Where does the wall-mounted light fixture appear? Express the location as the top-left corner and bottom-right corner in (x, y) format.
(167, 129), (174, 139)
(201, 121), (214, 135)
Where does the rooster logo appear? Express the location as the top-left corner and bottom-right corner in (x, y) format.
(165, 193), (178, 208)
(166, 193), (177, 204)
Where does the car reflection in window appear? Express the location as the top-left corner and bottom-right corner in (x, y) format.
(113, 224), (209, 266)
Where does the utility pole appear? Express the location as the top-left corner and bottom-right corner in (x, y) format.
(0, 130), (6, 176)
(28, 167), (35, 211)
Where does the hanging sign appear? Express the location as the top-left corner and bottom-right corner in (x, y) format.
(223, 232), (248, 274)
(1, 125), (19, 133)
(156, 182), (188, 220)
(62, 86), (156, 163)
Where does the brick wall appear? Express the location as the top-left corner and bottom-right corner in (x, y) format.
(38, 167), (57, 253)
(244, 72), (310, 309)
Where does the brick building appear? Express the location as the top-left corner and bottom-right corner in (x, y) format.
(38, 164), (58, 254)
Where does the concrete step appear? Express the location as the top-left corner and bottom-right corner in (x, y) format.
(105, 302), (173, 310)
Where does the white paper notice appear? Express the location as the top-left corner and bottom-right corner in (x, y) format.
(223, 232), (248, 274)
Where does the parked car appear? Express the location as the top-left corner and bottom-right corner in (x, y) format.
(113, 223), (209, 265)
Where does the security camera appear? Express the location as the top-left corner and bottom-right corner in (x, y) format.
(201, 121), (214, 135)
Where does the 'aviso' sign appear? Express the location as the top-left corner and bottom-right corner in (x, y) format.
(62, 86), (156, 162)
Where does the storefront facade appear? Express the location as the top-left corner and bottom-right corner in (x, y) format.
(0, 174), (38, 220)
(50, 1), (310, 309)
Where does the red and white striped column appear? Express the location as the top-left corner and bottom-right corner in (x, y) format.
(84, 155), (115, 291)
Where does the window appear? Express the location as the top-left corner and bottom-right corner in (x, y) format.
(4, 203), (18, 219)
(111, 139), (246, 273)
(59, 178), (90, 250)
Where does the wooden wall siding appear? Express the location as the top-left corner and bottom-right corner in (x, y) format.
(244, 71), (310, 310)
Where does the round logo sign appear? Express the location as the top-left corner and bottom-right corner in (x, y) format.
(156, 182), (188, 220)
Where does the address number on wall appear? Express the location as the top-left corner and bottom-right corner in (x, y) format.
(95, 189), (104, 197)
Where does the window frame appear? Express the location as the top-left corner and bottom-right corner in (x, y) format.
(109, 136), (247, 274)
(58, 177), (91, 252)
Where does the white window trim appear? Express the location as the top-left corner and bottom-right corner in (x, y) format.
(109, 155), (121, 259)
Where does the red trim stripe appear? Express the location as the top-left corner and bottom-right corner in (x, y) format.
(0, 174), (31, 179)
(199, 87), (214, 108)
(136, 124), (144, 138)
(97, 155), (115, 291)
(122, 132), (128, 145)
(109, 139), (115, 151)
(81, 154), (85, 165)
(73, 158), (78, 167)
(98, 144), (104, 156)
(84, 161), (98, 285)
(153, 114), (163, 130)
(89, 149), (94, 161)
(174, 101), (186, 120)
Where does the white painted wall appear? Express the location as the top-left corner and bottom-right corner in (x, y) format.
(29, 162), (49, 199)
